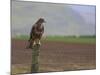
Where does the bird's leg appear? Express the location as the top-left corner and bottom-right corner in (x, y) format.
(38, 40), (41, 45)
(35, 39), (41, 46)
(33, 40), (36, 47)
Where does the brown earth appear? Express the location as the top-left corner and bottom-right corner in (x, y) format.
(11, 39), (96, 74)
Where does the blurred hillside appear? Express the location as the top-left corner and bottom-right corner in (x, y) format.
(11, 1), (96, 37)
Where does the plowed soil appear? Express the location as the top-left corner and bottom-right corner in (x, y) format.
(11, 39), (96, 73)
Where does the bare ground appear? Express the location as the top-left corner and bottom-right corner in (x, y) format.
(11, 39), (96, 74)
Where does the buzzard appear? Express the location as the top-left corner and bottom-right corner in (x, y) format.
(27, 18), (45, 49)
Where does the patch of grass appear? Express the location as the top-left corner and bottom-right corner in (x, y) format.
(11, 64), (31, 75)
(12, 35), (96, 44)
(13, 35), (29, 40)
(43, 36), (96, 44)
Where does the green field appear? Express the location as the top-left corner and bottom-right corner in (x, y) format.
(13, 35), (96, 44)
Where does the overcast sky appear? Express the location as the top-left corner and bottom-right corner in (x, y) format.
(11, 1), (96, 37)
